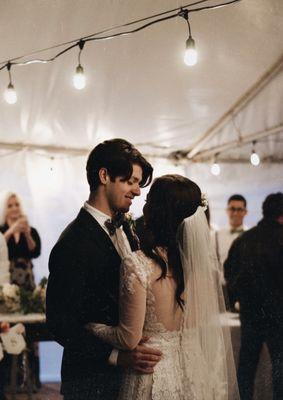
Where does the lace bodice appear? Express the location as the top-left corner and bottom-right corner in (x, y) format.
(87, 250), (184, 351)
(87, 249), (231, 399)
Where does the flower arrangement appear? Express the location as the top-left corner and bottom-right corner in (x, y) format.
(0, 277), (47, 315)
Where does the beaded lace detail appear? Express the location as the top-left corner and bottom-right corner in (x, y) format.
(89, 250), (227, 399)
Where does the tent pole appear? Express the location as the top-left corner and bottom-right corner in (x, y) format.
(191, 123), (283, 162)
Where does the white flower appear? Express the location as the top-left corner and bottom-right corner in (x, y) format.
(201, 193), (209, 210)
(2, 283), (19, 300)
(1, 284), (21, 312)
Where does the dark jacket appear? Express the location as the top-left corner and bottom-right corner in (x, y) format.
(224, 218), (283, 326)
(46, 208), (122, 387)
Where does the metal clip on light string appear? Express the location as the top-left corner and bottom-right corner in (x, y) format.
(4, 62), (17, 104)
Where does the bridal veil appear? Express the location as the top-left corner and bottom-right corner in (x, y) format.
(178, 206), (240, 400)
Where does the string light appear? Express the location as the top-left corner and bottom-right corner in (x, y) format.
(211, 162), (221, 175)
(73, 40), (86, 90)
(184, 36), (197, 66)
(211, 154), (221, 175)
(179, 9), (198, 66)
(0, 1), (241, 99)
(4, 62), (17, 104)
(250, 141), (260, 166)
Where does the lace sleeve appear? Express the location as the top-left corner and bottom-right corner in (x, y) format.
(86, 251), (149, 350)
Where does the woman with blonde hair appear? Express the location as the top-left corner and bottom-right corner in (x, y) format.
(0, 192), (41, 390)
(0, 192), (41, 291)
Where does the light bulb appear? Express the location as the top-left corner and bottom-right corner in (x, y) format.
(184, 37), (198, 66)
(73, 64), (86, 90)
(4, 83), (17, 104)
(250, 151), (260, 166)
(211, 162), (221, 176)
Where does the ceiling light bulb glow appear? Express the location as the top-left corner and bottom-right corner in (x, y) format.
(250, 152), (260, 166)
(211, 162), (221, 176)
(73, 64), (86, 90)
(184, 37), (198, 66)
(4, 83), (17, 104)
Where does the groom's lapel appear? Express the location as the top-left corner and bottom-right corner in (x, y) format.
(76, 208), (121, 260)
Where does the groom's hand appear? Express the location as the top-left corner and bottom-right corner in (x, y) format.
(117, 337), (162, 374)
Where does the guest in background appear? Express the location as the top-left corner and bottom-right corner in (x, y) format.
(0, 233), (9, 285)
(215, 194), (248, 309)
(0, 192), (41, 389)
(0, 192), (41, 291)
(215, 194), (248, 265)
(224, 192), (283, 400)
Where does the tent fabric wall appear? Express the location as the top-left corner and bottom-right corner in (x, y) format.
(0, 149), (281, 283)
(0, 151), (185, 282)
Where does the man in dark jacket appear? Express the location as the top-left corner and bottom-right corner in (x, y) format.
(46, 139), (162, 400)
(224, 192), (283, 400)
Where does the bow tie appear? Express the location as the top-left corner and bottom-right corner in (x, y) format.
(230, 228), (244, 234)
(104, 213), (125, 236)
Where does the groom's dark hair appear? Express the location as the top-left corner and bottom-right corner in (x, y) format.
(86, 138), (153, 192)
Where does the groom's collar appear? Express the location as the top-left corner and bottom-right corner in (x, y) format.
(76, 207), (121, 260)
(84, 201), (111, 234)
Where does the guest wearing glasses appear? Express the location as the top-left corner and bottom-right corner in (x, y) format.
(214, 194), (248, 309)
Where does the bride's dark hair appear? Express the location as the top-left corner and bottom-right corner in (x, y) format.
(142, 174), (202, 309)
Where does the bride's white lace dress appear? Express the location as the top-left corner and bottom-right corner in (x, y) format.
(89, 250), (229, 400)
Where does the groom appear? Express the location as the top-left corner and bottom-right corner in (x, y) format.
(46, 139), (162, 400)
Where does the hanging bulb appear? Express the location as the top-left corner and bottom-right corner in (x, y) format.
(250, 141), (260, 166)
(179, 8), (198, 66)
(211, 162), (221, 176)
(184, 36), (198, 66)
(4, 83), (17, 104)
(250, 151), (260, 166)
(73, 64), (86, 90)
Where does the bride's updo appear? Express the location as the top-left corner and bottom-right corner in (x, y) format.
(143, 174), (202, 308)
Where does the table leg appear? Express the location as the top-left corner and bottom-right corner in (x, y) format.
(23, 350), (33, 400)
(10, 355), (17, 400)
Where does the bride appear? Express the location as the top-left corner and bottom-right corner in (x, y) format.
(87, 175), (239, 400)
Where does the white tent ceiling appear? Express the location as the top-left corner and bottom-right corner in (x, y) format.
(0, 0), (282, 162)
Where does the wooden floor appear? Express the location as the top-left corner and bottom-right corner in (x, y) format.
(5, 383), (62, 400)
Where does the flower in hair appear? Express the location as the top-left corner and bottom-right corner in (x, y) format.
(201, 193), (208, 210)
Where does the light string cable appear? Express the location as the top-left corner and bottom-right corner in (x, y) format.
(0, 0), (241, 71)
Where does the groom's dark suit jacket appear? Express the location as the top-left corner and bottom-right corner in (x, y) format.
(46, 208), (123, 397)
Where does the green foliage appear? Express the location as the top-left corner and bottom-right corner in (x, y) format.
(0, 278), (47, 315)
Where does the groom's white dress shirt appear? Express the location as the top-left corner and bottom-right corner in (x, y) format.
(84, 201), (131, 366)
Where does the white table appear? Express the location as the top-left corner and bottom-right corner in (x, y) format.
(0, 313), (45, 324)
